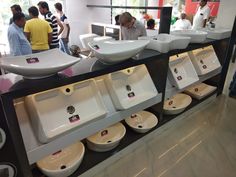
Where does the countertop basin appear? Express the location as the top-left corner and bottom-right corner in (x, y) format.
(171, 30), (208, 43)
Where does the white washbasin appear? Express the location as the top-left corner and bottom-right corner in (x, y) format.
(105, 64), (158, 110)
(164, 93), (192, 115)
(168, 53), (199, 89)
(0, 49), (80, 79)
(93, 36), (114, 42)
(184, 83), (217, 100)
(25, 79), (107, 143)
(202, 28), (232, 40)
(188, 45), (221, 75)
(37, 141), (85, 177)
(125, 111), (158, 133)
(88, 40), (149, 64)
(171, 30), (208, 43)
(86, 122), (126, 152)
(79, 33), (99, 50)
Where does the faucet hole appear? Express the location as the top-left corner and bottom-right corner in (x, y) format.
(127, 69), (130, 73)
(172, 106), (176, 109)
(138, 125), (143, 128)
(60, 165), (67, 170)
(107, 140), (112, 143)
(65, 88), (71, 93)
(67, 106), (75, 114)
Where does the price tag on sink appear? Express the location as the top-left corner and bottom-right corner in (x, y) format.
(68, 115), (80, 123)
(26, 57), (39, 64)
(101, 130), (108, 136)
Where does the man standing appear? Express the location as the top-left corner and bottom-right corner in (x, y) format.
(119, 12), (147, 40)
(54, 2), (70, 54)
(192, 0), (210, 30)
(7, 13), (32, 56)
(173, 13), (192, 30)
(9, 4), (30, 25)
(24, 6), (52, 53)
(37, 1), (64, 49)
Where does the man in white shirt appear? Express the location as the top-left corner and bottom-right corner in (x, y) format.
(192, 0), (210, 30)
(173, 13), (192, 30)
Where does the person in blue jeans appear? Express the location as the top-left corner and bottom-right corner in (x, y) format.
(54, 2), (70, 54)
(229, 71), (236, 98)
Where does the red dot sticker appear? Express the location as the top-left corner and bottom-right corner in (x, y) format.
(26, 57), (39, 64)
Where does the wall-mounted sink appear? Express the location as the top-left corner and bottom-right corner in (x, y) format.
(25, 79), (107, 143)
(125, 111), (158, 133)
(37, 141), (85, 177)
(201, 28), (232, 40)
(184, 83), (217, 100)
(171, 30), (208, 43)
(0, 49), (80, 79)
(88, 40), (149, 64)
(105, 65), (158, 110)
(188, 45), (221, 75)
(164, 93), (192, 115)
(86, 122), (126, 152)
(168, 53), (199, 89)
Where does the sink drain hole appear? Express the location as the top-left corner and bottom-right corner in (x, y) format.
(107, 140), (112, 143)
(138, 125), (143, 128)
(172, 106), (176, 109)
(60, 165), (67, 170)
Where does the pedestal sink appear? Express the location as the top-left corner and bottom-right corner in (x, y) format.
(171, 30), (208, 43)
(201, 28), (232, 40)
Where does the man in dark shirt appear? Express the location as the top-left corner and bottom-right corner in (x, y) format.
(37, 1), (63, 49)
(9, 4), (30, 25)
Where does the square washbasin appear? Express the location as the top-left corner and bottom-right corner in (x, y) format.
(171, 30), (208, 43)
(168, 53), (199, 89)
(25, 79), (107, 143)
(201, 28), (232, 40)
(188, 45), (221, 76)
(88, 40), (149, 64)
(105, 65), (158, 110)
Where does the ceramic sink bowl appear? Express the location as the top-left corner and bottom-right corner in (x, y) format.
(0, 49), (80, 79)
(93, 36), (114, 42)
(201, 28), (232, 40)
(37, 141), (85, 177)
(184, 83), (217, 100)
(164, 93), (192, 115)
(25, 79), (107, 143)
(86, 122), (126, 152)
(171, 30), (208, 43)
(79, 33), (99, 50)
(168, 53), (199, 89)
(88, 40), (149, 64)
(105, 64), (158, 110)
(188, 45), (221, 75)
(125, 111), (158, 133)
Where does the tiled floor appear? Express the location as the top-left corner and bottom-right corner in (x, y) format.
(93, 63), (236, 177)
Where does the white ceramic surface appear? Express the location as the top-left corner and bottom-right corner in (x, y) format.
(188, 45), (221, 76)
(79, 33), (99, 50)
(93, 36), (114, 42)
(168, 53), (199, 89)
(164, 93), (192, 115)
(184, 83), (217, 100)
(86, 122), (126, 152)
(202, 28), (232, 40)
(171, 30), (208, 43)
(88, 40), (149, 64)
(0, 49), (80, 79)
(105, 65), (158, 110)
(125, 111), (158, 133)
(37, 141), (85, 177)
(25, 79), (107, 143)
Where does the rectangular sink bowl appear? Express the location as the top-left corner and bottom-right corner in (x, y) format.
(171, 30), (208, 43)
(105, 65), (158, 110)
(25, 79), (107, 143)
(188, 45), (221, 76)
(168, 53), (199, 89)
(202, 28), (232, 40)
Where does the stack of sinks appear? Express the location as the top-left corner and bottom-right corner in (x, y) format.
(171, 30), (208, 43)
(201, 28), (232, 40)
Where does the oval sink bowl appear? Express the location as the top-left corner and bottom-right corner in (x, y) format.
(0, 49), (80, 79)
(86, 122), (126, 152)
(164, 93), (192, 115)
(37, 141), (85, 177)
(171, 30), (207, 43)
(125, 111), (158, 133)
(79, 33), (99, 50)
(201, 28), (232, 40)
(93, 36), (114, 42)
(88, 40), (149, 64)
(184, 83), (217, 100)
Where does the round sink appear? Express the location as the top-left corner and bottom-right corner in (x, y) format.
(37, 141), (85, 177)
(164, 93), (192, 115)
(86, 122), (126, 152)
(125, 111), (158, 133)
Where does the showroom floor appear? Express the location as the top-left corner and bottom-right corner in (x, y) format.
(93, 62), (236, 177)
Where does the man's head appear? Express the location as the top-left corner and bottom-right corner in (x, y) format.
(119, 12), (134, 29)
(54, 2), (63, 13)
(11, 4), (22, 15)
(147, 19), (155, 29)
(37, 1), (49, 15)
(115, 15), (120, 25)
(180, 13), (187, 20)
(28, 6), (39, 18)
(13, 12), (25, 28)
(199, 0), (208, 7)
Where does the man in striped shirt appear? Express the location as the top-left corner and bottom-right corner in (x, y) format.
(37, 1), (64, 49)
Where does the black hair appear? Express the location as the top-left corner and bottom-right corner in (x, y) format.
(28, 6), (39, 17)
(147, 19), (155, 28)
(37, 1), (49, 10)
(115, 15), (120, 25)
(11, 4), (22, 12)
(54, 2), (62, 11)
(13, 12), (25, 22)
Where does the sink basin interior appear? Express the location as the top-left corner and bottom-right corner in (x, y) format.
(25, 79), (107, 143)
(86, 122), (126, 152)
(171, 30), (207, 43)
(188, 45), (221, 75)
(164, 93), (192, 115)
(37, 141), (85, 177)
(105, 64), (158, 110)
(79, 33), (99, 50)
(125, 111), (158, 133)
(168, 53), (199, 89)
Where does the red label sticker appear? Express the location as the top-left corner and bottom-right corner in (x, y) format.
(69, 115), (80, 123)
(131, 114), (137, 118)
(52, 150), (62, 155)
(128, 92), (135, 98)
(101, 130), (108, 136)
(26, 57), (39, 64)
(177, 76), (182, 81)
